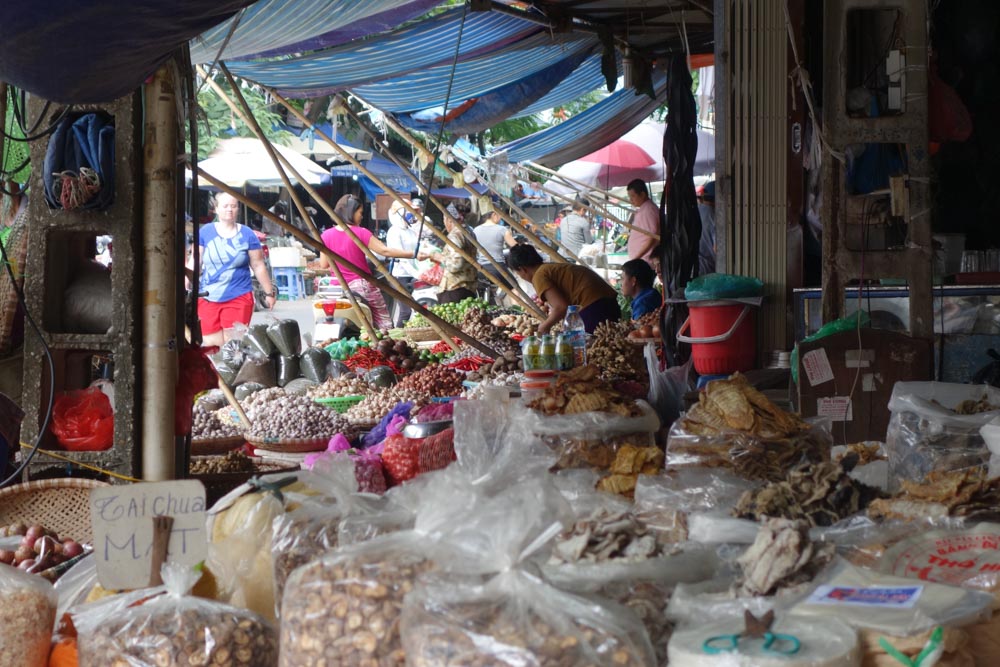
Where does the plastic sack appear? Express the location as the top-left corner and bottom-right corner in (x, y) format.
(205, 471), (312, 622)
(266, 319), (301, 357)
(233, 352), (276, 388)
(278, 473), (488, 665)
(50, 387), (114, 451)
(399, 478), (656, 667)
(418, 262), (443, 286)
(791, 311), (870, 383)
(683, 273), (763, 301)
(281, 377), (318, 396)
(270, 455), (386, 605)
(219, 338), (245, 370)
(0, 561), (57, 667)
(789, 559), (994, 637)
(54, 553), (98, 621)
(514, 400), (660, 472)
(214, 360), (238, 387)
(75, 563), (277, 667)
(299, 347), (331, 383)
(633, 470), (759, 544)
(885, 381), (1000, 488)
(665, 417), (832, 483)
(242, 323), (275, 357)
(195, 389), (227, 412)
(645, 344), (691, 428)
(275, 354), (300, 388)
(233, 381), (266, 401)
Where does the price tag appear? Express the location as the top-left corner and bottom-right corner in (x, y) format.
(89, 480), (207, 590)
(802, 348), (834, 386)
(817, 396), (853, 422)
(807, 585), (923, 609)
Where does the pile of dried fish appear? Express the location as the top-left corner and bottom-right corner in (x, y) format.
(597, 445), (664, 498)
(526, 365), (643, 417)
(836, 442), (886, 466)
(737, 518), (835, 597)
(932, 394), (1000, 415)
(669, 374), (830, 481)
(549, 508), (664, 565)
(680, 374), (811, 439)
(868, 468), (1000, 521)
(733, 455), (884, 527)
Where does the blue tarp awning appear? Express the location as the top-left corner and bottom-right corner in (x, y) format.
(493, 73), (669, 166)
(225, 8), (543, 97)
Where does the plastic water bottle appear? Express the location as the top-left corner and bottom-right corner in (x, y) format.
(563, 305), (587, 366)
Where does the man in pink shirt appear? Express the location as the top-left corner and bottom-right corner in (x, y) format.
(626, 178), (660, 262)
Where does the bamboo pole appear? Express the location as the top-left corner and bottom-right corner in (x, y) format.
(204, 66), (381, 342)
(520, 162), (659, 240)
(357, 96), (571, 264)
(216, 68), (460, 353)
(266, 90), (544, 319)
(141, 65), (179, 481)
(195, 167), (500, 358)
(519, 161), (628, 224)
(524, 160), (618, 200)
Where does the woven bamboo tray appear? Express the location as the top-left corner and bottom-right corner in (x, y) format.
(0, 478), (109, 544)
(244, 435), (330, 453)
(191, 436), (246, 456)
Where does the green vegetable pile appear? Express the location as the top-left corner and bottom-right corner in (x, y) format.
(405, 297), (491, 328)
(324, 337), (370, 361)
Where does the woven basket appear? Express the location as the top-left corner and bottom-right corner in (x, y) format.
(402, 327), (441, 342)
(313, 395), (364, 413)
(191, 436), (246, 456)
(244, 435), (330, 453)
(0, 478), (109, 544)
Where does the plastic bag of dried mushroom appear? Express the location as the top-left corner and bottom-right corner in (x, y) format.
(74, 563), (277, 667)
(270, 456), (384, 609)
(399, 478), (656, 667)
(0, 563), (56, 667)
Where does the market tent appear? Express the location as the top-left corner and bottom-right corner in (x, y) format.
(330, 155), (489, 200)
(188, 137), (331, 188)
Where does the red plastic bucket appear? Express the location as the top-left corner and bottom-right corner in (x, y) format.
(677, 300), (757, 374)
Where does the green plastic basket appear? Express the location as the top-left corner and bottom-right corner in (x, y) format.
(313, 395), (365, 413)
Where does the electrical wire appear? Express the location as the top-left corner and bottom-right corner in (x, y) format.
(0, 205), (56, 486)
(413, 0), (470, 256)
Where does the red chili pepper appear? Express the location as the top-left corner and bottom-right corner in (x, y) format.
(344, 348), (401, 374)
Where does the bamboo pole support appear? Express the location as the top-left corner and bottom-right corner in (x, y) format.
(268, 89), (543, 319)
(142, 65), (179, 481)
(205, 66), (381, 342)
(357, 96), (571, 264)
(524, 160), (618, 200)
(520, 161), (629, 224)
(195, 167), (500, 357)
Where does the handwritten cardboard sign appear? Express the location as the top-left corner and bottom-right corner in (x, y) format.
(89, 480), (207, 590)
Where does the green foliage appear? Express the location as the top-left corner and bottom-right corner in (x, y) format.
(553, 90), (607, 122)
(482, 115), (545, 146)
(188, 75), (291, 159)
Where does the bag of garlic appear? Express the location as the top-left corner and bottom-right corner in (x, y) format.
(399, 477), (656, 667)
(74, 563), (277, 667)
(0, 562), (57, 667)
(278, 471), (489, 667)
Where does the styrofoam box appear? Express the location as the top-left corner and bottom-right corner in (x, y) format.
(269, 247), (305, 268)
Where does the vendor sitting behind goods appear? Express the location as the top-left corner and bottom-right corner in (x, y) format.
(508, 244), (619, 334)
(621, 259), (660, 320)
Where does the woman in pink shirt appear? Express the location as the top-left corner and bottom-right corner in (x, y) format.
(320, 194), (416, 330)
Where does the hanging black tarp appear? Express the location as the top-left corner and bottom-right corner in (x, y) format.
(0, 1), (252, 103)
(660, 55), (702, 365)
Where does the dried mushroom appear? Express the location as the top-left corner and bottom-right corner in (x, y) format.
(549, 508), (664, 565)
(733, 456), (884, 527)
(279, 551), (434, 666)
(737, 518), (834, 597)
